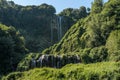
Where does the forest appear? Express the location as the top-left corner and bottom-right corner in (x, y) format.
(0, 0), (120, 80)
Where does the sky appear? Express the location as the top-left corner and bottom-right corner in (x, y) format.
(7, 0), (108, 13)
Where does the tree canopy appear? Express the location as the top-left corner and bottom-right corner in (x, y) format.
(0, 24), (27, 74)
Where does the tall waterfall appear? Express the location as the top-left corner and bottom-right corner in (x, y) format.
(57, 16), (62, 40)
(50, 16), (53, 44)
(50, 16), (63, 43)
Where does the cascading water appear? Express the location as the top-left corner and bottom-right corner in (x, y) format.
(57, 16), (62, 40)
(50, 16), (63, 43)
(56, 55), (62, 68)
(59, 16), (62, 39)
(30, 54), (81, 69)
(31, 58), (36, 68)
(50, 16), (53, 44)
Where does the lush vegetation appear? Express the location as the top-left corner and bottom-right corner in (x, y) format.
(0, 0), (120, 80)
(42, 0), (120, 62)
(0, 0), (88, 53)
(58, 6), (88, 32)
(0, 24), (27, 74)
(0, 0), (56, 52)
(2, 62), (120, 80)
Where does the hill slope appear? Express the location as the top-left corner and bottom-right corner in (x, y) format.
(16, 0), (120, 71)
(1, 0), (120, 80)
(2, 62), (120, 80)
(0, 0), (88, 52)
(42, 0), (120, 62)
(15, 0), (120, 74)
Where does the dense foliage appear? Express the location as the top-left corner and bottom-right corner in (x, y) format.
(14, 1), (120, 78)
(58, 6), (88, 33)
(42, 0), (120, 62)
(59, 6), (88, 21)
(0, 24), (27, 74)
(2, 62), (120, 80)
(0, 0), (88, 52)
(0, 0), (120, 80)
(0, 0), (56, 52)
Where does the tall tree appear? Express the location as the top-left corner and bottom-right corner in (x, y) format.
(91, 0), (103, 13)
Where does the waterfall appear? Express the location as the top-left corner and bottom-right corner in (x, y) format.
(31, 58), (36, 68)
(50, 16), (53, 44)
(56, 55), (62, 68)
(57, 16), (62, 40)
(52, 55), (54, 67)
(59, 16), (62, 39)
(57, 16), (60, 40)
(50, 16), (63, 43)
(30, 54), (81, 69)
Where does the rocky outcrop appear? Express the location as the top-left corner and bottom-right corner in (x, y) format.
(30, 54), (81, 69)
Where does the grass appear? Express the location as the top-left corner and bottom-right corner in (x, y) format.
(2, 62), (120, 80)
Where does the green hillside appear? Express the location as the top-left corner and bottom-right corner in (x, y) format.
(16, 0), (120, 73)
(42, 0), (120, 62)
(2, 62), (120, 80)
(0, 0), (88, 52)
(0, 0), (88, 76)
(0, 0), (120, 80)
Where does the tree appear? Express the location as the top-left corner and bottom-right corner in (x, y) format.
(0, 24), (27, 74)
(79, 6), (87, 18)
(91, 0), (103, 13)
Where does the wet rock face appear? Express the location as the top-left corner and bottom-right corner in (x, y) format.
(30, 54), (81, 69)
